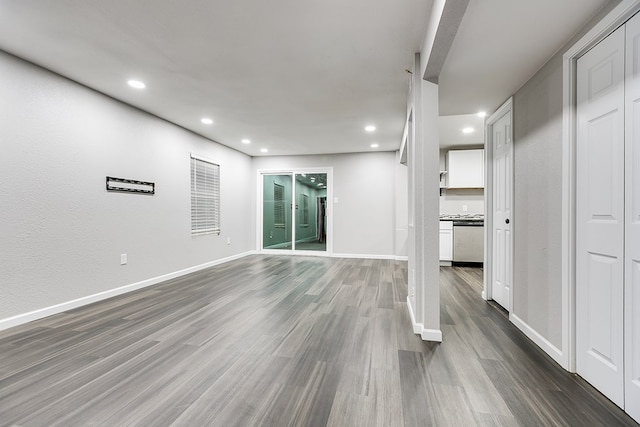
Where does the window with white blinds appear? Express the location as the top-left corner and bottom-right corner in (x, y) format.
(190, 154), (220, 235)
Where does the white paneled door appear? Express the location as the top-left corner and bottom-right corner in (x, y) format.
(576, 22), (625, 408)
(491, 108), (512, 311)
(625, 12), (640, 422)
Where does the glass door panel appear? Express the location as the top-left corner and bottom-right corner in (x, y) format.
(263, 174), (292, 250)
(294, 173), (327, 252)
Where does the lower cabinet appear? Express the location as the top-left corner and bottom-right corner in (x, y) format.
(439, 221), (453, 262)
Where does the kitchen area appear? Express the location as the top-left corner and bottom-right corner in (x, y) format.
(439, 114), (485, 267)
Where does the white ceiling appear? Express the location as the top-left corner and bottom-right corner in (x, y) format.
(0, 0), (614, 156)
(439, 0), (613, 116)
(439, 113), (485, 149)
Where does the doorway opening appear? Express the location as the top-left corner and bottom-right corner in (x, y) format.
(438, 113), (488, 300)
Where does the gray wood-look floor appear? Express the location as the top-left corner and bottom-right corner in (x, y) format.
(0, 256), (637, 426)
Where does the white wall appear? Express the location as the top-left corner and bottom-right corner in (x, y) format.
(510, 1), (620, 352)
(395, 153), (409, 258)
(252, 152), (403, 258)
(440, 189), (484, 215)
(0, 51), (253, 325)
(513, 55), (564, 349)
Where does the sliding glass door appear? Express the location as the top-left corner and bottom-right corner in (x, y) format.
(262, 171), (328, 252)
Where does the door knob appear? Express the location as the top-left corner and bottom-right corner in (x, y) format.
(505, 219), (510, 224)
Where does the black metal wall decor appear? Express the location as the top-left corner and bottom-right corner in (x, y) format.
(106, 176), (155, 195)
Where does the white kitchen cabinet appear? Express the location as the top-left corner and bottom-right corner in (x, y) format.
(446, 149), (484, 188)
(439, 221), (453, 262)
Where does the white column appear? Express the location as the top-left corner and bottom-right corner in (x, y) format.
(407, 53), (441, 342)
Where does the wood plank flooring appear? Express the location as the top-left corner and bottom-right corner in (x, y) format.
(0, 256), (637, 426)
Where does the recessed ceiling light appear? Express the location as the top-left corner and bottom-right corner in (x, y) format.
(365, 125), (376, 132)
(127, 80), (146, 89)
(477, 111), (487, 118)
(241, 139), (251, 144)
(462, 127), (475, 134)
(370, 143), (379, 148)
(201, 118), (213, 125)
(260, 148), (268, 153)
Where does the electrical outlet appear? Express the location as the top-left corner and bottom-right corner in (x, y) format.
(462, 205), (468, 212)
(226, 237), (231, 245)
(120, 254), (127, 265)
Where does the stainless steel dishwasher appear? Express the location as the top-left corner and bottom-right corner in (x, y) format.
(453, 220), (484, 263)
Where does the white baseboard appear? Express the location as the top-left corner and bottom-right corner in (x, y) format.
(510, 313), (564, 367)
(332, 253), (397, 260)
(0, 251), (255, 332)
(406, 297), (443, 342)
(407, 297), (422, 334)
(258, 251), (404, 261)
(421, 328), (443, 342)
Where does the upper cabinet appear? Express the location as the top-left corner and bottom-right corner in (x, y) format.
(446, 149), (484, 188)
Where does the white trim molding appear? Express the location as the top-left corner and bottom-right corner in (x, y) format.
(421, 328), (443, 342)
(0, 251), (255, 332)
(407, 296), (423, 334)
(407, 296), (443, 342)
(561, 0), (640, 372)
(510, 314), (564, 367)
(332, 253), (398, 260)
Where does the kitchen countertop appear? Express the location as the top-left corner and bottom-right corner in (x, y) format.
(439, 214), (484, 221)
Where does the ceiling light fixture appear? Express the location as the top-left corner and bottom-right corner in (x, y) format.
(241, 139), (251, 144)
(370, 143), (379, 148)
(127, 80), (146, 89)
(477, 111), (487, 118)
(201, 118), (213, 125)
(260, 148), (268, 153)
(365, 125), (376, 132)
(462, 127), (475, 134)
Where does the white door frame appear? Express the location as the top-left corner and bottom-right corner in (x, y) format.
(561, 0), (640, 372)
(256, 168), (333, 256)
(483, 97), (513, 313)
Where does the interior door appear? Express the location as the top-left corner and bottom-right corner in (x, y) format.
(491, 108), (513, 311)
(625, 13), (640, 421)
(576, 25), (625, 407)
